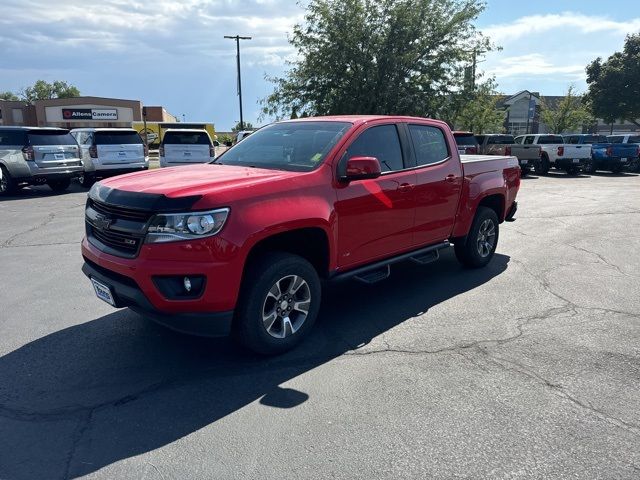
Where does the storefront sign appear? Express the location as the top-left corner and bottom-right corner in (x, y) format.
(62, 108), (118, 121)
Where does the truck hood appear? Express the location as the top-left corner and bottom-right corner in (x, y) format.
(100, 164), (300, 198)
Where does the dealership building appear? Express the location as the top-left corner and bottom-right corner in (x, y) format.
(0, 96), (176, 129)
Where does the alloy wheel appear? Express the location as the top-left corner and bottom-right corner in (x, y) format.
(261, 275), (311, 339)
(476, 219), (496, 258)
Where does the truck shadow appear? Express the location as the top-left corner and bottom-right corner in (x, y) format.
(0, 250), (509, 479)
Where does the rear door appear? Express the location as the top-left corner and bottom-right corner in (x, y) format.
(163, 131), (212, 164)
(27, 130), (81, 169)
(408, 123), (463, 245)
(0, 130), (26, 164)
(335, 123), (417, 269)
(95, 131), (144, 165)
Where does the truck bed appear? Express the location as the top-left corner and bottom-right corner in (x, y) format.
(460, 154), (519, 171)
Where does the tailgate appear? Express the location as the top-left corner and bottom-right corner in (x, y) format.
(164, 144), (210, 163)
(512, 145), (540, 160)
(97, 144), (145, 165)
(33, 145), (81, 169)
(615, 144), (639, 158)
(564, 145), (591, 159)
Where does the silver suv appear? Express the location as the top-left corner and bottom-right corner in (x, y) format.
(0, 127), (82, 195)
(70, 128), (148, 187)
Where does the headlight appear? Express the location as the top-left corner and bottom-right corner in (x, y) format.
(146, 208), (230, 243)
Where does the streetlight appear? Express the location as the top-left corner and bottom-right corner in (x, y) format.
(224, 35), (252, 131)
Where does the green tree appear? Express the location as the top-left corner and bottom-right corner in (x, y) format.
(20, 80), (81, 104)
(586, 33), (640, 127)
(261, 0), (491, 120)
(540, 85), (592, 134)
(232, 121), (254, 132)
(0, 91), (19, 101)
(453, 79), (505, 133)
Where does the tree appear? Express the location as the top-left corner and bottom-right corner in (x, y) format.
(453, 79), (505, 133)
(0, 91), (19, 101)
(20, 80), (80, 104)
(586, 33), (640, 127)
(261, 0), (491, 120)
(540, 85), (592, 134)
(232, 121), (254, 132)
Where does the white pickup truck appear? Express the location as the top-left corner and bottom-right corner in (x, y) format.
(514, 134), (591, 175)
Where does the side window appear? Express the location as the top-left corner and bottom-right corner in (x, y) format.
(74, 132), (85, 145)
(347, 124), (404, 172)
(408, 124), (449, 166)
(568, 136), (577, 144)
(0, 130), (26, 146)
(514, 136), (523, 144)
(85, 133), (94, 145)
(475, 135), (485, 145)
(523, 136), (534, 145)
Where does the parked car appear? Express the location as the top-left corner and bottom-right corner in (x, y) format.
(563, 134), (638, 174)
(453, 131), (479, 155)
(159, 129), (215, 168)
(70, 128), (148, 187)
(514, 134), (590, 175)
(81, 115), (520, 355)
(0, 126), (82, 195)
(607, 134), (640, 172)
(475, 134), (541, 175)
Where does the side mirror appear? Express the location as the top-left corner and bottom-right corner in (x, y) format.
(341, 156), (382, 182)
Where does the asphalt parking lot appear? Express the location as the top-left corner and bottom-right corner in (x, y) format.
(1, 172), (639, 479)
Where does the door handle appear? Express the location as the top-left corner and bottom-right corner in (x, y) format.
(397, 183), (414, 192)
(445, 174), (457, 182)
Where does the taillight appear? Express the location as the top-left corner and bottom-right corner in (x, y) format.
(505, 146), (511, 156)
(606, 146), (613, 156)
(89, 145), (98, 158)
(21, 146), (34, 161)
(557, 146), (564, 156)
(210, 145), (215, 157)
(144, 144), (149, 157)
(159, 145), (165, 157)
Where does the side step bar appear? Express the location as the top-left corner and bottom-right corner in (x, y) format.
(333, 241), (450, 284)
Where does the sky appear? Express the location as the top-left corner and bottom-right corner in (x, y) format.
(1, 0), (639, 130)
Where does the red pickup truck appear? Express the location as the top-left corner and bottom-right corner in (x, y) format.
(82, 116), (520, 354)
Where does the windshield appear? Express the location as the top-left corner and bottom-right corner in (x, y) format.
(487, 135), (514, 145)
(27, 130), (76, 146)
(163, 132), (211, 145)
(95, 131), (142, 145)
(216, 121), (351, 172)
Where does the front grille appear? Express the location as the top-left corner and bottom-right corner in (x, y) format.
(90, 226), (142, 255)
(89, 198), (153, 222)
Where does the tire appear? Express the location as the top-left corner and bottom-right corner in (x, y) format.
(610, 165), (623, 174)
(0, 166), (17, 196)
(454, 207), (499, 269)
(79, 173), (95, 188)
(47, 178), (71, 192)
(565, 166), (579, 175)
(584, 160), (597, 174)
(535, 154), (550, 175)
(233, 252), (321, 355)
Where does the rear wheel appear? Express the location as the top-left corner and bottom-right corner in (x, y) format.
(454, 207), (499, 268)
(584, 160), (597, 174)
(233, 252), (321, 355)
(0, 166), (17, 196)
(47, 179), (71, 192)
(535, 154), (550, 175)
(520, 166), (529, 177)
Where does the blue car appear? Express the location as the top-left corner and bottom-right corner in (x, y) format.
(564, 134), (638, 173)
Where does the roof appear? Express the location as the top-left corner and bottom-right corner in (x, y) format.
(282, 115), (447, 126)
(69, 127), (136, 132)
(164, 128), (209, 133)
(0, 126), (67, 131)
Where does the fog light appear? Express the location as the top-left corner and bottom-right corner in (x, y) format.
(183, 277), (192, 292)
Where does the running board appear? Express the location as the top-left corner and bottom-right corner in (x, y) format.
(333, 242), (450, 284)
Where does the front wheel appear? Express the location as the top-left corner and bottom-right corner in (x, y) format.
(454, 207), (499, 268)
(535, 155), (550, 175)
(233, 252), (321, 355)
(47, 179), (71, 192)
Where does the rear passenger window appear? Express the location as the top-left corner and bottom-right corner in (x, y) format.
(0, 130), (26, 146)
(95, 132), (142, 145)
(163, 132), (211, 145)
(523, 136), (534, 145)
(408, 125), (449, 166)
(347, 125), (404, 172)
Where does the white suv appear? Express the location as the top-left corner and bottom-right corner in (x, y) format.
(159, 129), (214, 168)
(71, 128), (148, 187)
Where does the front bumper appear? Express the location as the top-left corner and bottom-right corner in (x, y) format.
(82, 258), (233, 337)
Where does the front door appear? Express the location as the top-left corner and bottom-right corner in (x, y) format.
(334, 123), (416, 270)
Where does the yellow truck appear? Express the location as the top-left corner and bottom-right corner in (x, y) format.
(132, 122), (216, 148)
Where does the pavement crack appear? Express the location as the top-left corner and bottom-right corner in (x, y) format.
(62, 409), (93, 480)
(2, 212), (56, 247)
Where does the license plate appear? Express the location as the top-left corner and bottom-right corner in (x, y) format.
(621, 158), (627, 162)
(520, 159), (528, 165)
(91, 278), (116, 306)
(54, 153), (65, 160)
(572, 159), (580, 164)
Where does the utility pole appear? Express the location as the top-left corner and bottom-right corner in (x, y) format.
(224, 35), (252, 131)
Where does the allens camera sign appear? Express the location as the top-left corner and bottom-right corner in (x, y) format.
(62, 108), (118, 121)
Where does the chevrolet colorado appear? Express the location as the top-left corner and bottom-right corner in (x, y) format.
(514, 134), (591, 175)
(475, 134), (541, 175)
(81, 116), (520, 354)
